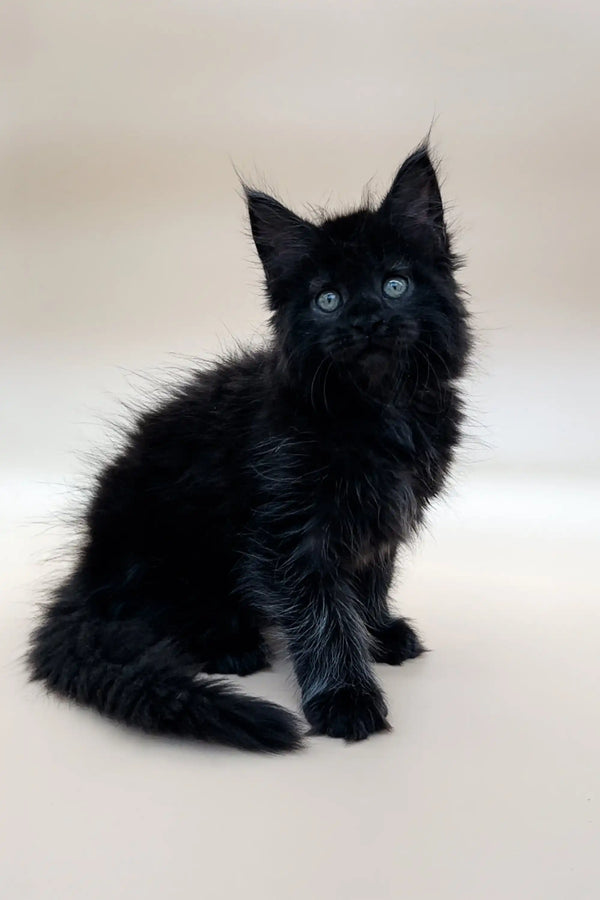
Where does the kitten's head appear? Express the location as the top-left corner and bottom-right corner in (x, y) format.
(246, 145), (470, 402)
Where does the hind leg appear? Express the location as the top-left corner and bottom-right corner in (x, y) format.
(203, 610), (270, 676)
(177, 602), (270, 676)
(203, 633), (270, 676)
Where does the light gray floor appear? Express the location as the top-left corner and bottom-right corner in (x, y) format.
(2, 473), (598, 899)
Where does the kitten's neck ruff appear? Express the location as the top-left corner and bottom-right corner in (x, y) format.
(272, 343), (429, 421)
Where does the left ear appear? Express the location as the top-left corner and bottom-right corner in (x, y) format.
(379, 145), (449, 254)
(245, 188), (316, 285)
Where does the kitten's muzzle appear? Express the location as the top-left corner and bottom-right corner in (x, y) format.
(330, 331), (396, 363)
(348, 315), (386, 336)
(350, 318), (397, 351)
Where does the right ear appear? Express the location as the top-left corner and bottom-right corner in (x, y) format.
(245, 188), (316, 284)
(378, 144), (450, 257)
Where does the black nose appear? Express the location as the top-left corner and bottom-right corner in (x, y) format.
(350, 317), (386, 335)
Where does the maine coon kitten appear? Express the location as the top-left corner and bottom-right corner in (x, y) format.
(28, 144), (471, 752)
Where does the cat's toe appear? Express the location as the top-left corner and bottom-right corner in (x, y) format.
(304, 685), (390, 742)
(372, 618), (427, 665)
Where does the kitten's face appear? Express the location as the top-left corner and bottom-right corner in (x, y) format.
(247, 146), (470, 395)
(284, 212), (426, 376)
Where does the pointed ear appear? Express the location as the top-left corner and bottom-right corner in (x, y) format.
(245, 188), (315, 284)
(379, 146), (449, 254)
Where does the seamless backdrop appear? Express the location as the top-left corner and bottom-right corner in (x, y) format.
(1, 3), (599, 900)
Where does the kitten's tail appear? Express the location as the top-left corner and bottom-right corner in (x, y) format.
(27, 580), (304, 753)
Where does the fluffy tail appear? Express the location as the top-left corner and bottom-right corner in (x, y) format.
(27, 581), (304, 753)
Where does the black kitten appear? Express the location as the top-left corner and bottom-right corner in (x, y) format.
(28, 144), (471, 752)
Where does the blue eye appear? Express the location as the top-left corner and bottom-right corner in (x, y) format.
(315, 290), (342, 313)
(383, 276), (410, 300)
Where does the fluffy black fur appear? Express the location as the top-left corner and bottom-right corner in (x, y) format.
(28, 144), (471, 752)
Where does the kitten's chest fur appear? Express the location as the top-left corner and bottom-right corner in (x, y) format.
(276, 392), (456, 569)
(326, 414), (419, 562)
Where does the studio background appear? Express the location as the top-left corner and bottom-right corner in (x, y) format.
(2, 3), (598, 899)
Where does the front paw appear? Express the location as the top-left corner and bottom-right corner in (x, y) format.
(372, 617), (427, 665)
(304, 685), (390, 742)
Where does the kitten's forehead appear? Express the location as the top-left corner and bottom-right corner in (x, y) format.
(314, 209), (403, 277)
(320, 209), (375, 244)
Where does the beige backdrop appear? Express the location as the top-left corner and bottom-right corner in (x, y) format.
(3, 0), (600, 478)
(2, 3), (599, 900)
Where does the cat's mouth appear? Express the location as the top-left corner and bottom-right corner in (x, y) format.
(329, 333), (398, 363)
(360, 336), (397, 354)
(355, 343), (397, 379)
